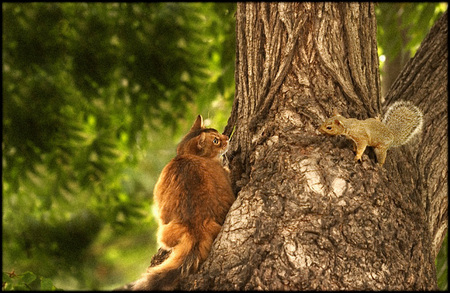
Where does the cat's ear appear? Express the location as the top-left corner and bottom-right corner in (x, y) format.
(197, 132), (206, 149)
(190, 115), (204, 131)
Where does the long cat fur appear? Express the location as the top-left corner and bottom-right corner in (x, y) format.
(132, 115), (235, 290)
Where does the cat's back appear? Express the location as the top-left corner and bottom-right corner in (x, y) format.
(155, 154), (234, 225)
(157, 153), (231, 198)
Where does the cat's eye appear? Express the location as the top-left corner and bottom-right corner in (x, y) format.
(213, 137), (219, 145)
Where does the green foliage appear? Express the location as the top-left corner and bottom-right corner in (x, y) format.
(2, 270), (60, 291)
(3, 3), (234, 189)
(2, 2), (236, 290)
(376, 3), (447, 69)
(436, 234), (448, 291)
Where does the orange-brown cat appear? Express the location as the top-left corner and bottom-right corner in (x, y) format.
(133, 115), (235, 290)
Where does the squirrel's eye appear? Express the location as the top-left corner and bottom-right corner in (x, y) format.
(213, 138), (219, 144)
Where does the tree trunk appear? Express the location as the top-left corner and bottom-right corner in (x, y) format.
(180, 3), (446, 290)
(383, 8), (448, 262)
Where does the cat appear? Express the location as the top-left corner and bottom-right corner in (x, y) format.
(132, 115), (235, 290)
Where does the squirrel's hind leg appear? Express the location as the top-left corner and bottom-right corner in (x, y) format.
(373, 147), (388, 166)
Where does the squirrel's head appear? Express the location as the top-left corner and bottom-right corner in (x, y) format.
(319, 115), (345, 136)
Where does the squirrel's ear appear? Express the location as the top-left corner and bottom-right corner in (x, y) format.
(332, 109), (340, 116)
(190, 115), (204, 131)
(334, 118), (343, 126)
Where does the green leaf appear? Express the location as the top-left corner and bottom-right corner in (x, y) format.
(40, 277), (56, 290)
(3, 282), (14, 291)
(436, 233), (448, 290)
(12, 284), (30, 291)
(21, 271), (37, 285)
(2, 272), (13, 283)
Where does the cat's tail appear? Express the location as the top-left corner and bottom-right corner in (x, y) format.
(132, 226), (201, 291)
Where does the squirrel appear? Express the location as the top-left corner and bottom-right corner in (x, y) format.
(319, 101), (423, 166)
(132, 115), (235, 291)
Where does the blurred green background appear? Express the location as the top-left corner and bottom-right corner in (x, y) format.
(2, 3), (447, 290)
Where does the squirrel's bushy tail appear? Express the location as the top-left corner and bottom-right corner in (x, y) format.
(132, 231), (199, 291)
(382, 101), (423, 147)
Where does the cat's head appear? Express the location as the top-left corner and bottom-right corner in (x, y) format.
(177, 115), (229, 159)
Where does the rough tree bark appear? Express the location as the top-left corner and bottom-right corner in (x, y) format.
(178, 3), (447, 290)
